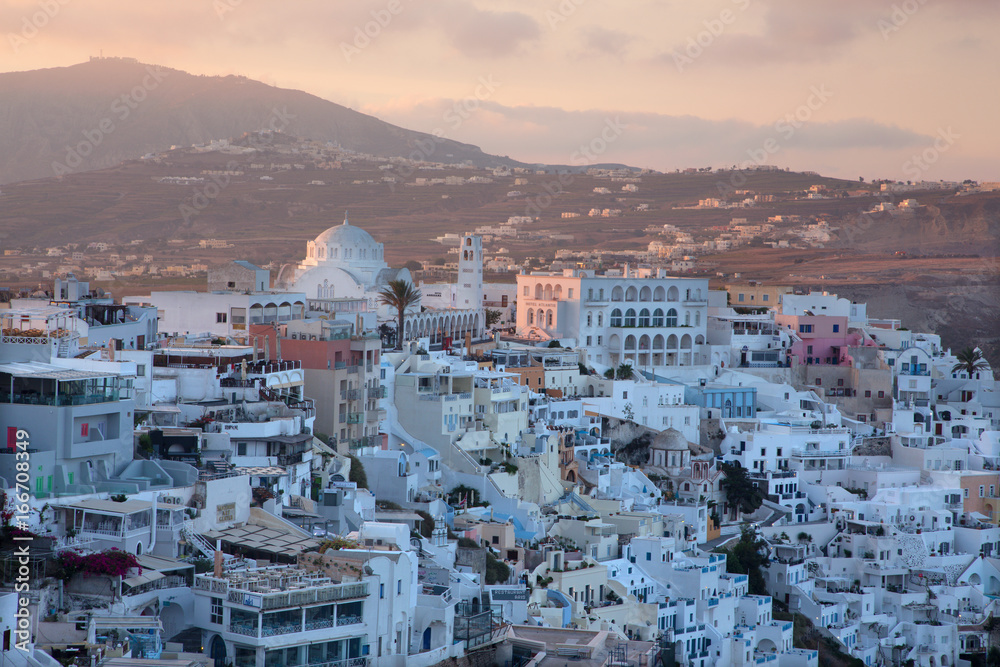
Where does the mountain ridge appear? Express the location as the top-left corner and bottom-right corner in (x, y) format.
(0, 58), (529, 185)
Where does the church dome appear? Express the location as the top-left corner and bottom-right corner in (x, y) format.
(314, 218), (377, 249)
(652, 428), (688, 451)
(306, 213), (384, 266)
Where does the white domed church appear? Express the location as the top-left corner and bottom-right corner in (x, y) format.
(278, 214), (412, 318)
(278, 215), (485, 344)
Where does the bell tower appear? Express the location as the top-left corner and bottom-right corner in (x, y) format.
(456, 234), (483, 310)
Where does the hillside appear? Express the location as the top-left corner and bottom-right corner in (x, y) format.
(0, 58), (520, 185)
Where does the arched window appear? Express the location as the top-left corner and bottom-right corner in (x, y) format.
(666, 308), (678, 327)
(652, 308), (664, 327)
(528, 310), (534, 325)
(624, 308), (636, 327)
(638, 308), (650, 327)
(667, 286), (679, 301)
(535, 284), (543, 299)
(639, 286), (652, 302)
(685, 311), (691, 326)
(610, 308), (623, 327)
(546, 310), (553, 327)
(625, 286), (638, 302)
(695, 311), (700, 326)
(611, 286), (624, 302)
(654, 286), (665, 301)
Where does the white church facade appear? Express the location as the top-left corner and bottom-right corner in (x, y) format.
(278, 216), (485, 346)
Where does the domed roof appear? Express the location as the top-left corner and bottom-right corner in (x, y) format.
(652, 428), (688, 451)
(313, 213), (377, 250)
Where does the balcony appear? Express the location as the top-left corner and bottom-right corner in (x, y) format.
(277, 452), (306, 467)
(3, 388), (121, 407)
(228, 622), (258, 637)
(748, 471), (797, 480)
(341, 388), (363, 400)
(346, 412), (364, 424)
(304, 617), (334, 631)
(366, 409), (386, 423)
(792, 448), (848, 458)
(261, 621), (301, 637)
(773, 492), (808, 501)
(349, 435), (381, 450)
(306, 659), (369, 667)
(205, 580), (369, 610)
(333, 362), (362, 374)
(246, 359), (301, 374)
(336, 615), (362, 627)
(367, 386), (387, 399)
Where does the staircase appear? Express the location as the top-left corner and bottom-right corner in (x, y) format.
(182, 520), (236, 566)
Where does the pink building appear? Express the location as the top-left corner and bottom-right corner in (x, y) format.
(775, 314), (864, 366)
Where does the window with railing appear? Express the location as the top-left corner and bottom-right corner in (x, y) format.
(229, 609), (259, 637)
(262, 609), (302, 636)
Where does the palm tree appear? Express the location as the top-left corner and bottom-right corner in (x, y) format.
(951, 346), (989, 377)
(378, 279), (421, 351)
(615, 363), (634, 380)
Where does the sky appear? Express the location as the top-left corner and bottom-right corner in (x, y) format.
(3, 0), (998, 181)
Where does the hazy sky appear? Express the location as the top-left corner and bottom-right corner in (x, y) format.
(3, 0), (998, 180)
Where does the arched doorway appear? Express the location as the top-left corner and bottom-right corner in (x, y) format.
(209, 635), (227, 667)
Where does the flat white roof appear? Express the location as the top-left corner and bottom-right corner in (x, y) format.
(60, 498), (152, 514)
(0, 361), (118, 380)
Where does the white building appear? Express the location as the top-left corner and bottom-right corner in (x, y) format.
(277, 214), (411, 319)
(515, 268), (710, 369)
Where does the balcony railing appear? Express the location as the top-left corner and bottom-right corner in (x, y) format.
(261, 621), (301, 637)
(247, 360), (301, 374)
(792, 448), (848, 458)
(80, 525), (124, 537)
(304, 617), (335, 631)
(3, 390), (120, 407)
(349, 436), (381, 450)
(336, 615), (362, 626)
(228, 622), (258, 637)
(278, 453), (306, 467)
(346, 412), (363, 424)
(306, 659), (368, 667)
